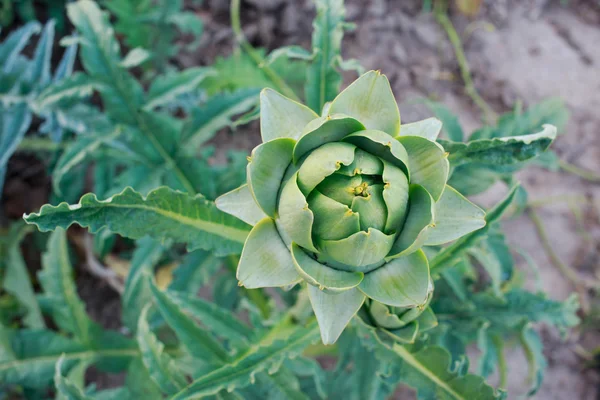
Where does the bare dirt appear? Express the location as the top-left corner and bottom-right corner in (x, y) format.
(194, 0), (600, 398)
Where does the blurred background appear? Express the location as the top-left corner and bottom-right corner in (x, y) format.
(1, 0), (599, 398)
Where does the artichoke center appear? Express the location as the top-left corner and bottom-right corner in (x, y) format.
(353, 182), (370, 197)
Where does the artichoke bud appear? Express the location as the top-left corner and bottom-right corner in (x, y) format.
(216, 71), (486, 344)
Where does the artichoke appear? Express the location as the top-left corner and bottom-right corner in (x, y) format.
(360, 282), (438, 344)
(217, 71), (485, 344)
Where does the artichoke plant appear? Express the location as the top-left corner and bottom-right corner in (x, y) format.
(217, 71), (486, 344)
(360, 284), (438, 344)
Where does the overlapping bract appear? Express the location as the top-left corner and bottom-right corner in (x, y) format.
(217, 71), (486, 344)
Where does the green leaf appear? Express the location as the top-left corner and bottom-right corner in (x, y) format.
(429, 184), (519, 274)
(330, 71), (401, 136)
(388, 185), (434, 259)
(122, 238), (167, 333)
(343, 129), (409, 176)
(164, 291), (254, 349)
(390, 345), (503, 400)
(169, 321), (320, 399)
(52, 126), (122, 195)
(398, 136), (449, 201)
(260, 88), (318, 142)
(447, 164), (499, 197)
(168, 250), (222, 294)
(278, 173), (318, 252)
(308, 286), (365, 345)
(120, 47), (152, 69)
(292, 244), (363, 293)
(38, 229), (94, 345)
(1, 224), (44, 329)
(67, 0), (121, 77)
(144, 68), (214, 110)
(305, 0), (346, 112)
(398, 118), (442, 141)
(318, 228), (396, 271)
(470, 98), (568, 140)
(351, 184), (387, 232)
(0, 103), (32, 188)
(0, 328), (136, 388)
(237, 217), (300, 288)
(54, 356), (93, 400)
(297, 142), (357, 195)
(149, 280), (229, 364)
(307, 189), (360, 241)
(293, 116), (363, 164)
(359, 250), (430, 307)
(24, 187), (251, 256)
(425, 185), (486, 246)
(380, 161), (409, 234)
(423, 100), (464, 141)
(439, 125), (557, 167)
(181, 89), (260, 151)
(33, 72), (99, 111)
(0, 21), (41, 72)
(520, 325), (546, 396)
(137, 304), (187, 395)
(216, 184), (267, 226)
(246, 138), (295, 217)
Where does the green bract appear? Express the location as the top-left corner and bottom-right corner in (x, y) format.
(360, 283), (438, 344)
(216, 71), (486, 344)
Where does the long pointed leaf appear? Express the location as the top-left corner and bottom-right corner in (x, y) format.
(24, 187), (251, 256)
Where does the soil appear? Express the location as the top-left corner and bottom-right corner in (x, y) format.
(3, 0), (599, 398)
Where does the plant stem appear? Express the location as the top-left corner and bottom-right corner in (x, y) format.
(559, 159), (600, 183)
(492, 335), (507, 389)
(434, 1), (497, 124)
(527, 207), (599, 289)
(230, 0), (300, 101)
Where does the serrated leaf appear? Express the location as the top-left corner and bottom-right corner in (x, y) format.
(305, 0), (346, 112)
(38, 229), (94, 345)
(1, 223), (44, 329)
(52, 126), (122, 195)
(470, 98), (568, 140)
(24, 186), (251, 256)
(168, 250), (222, 294)
(169, 321), (320, 399)
(164, 290), (254, 349)
(137, 304), (187, 395)
(67, 0), (121, 77)
(180, 89), (260, 151)
(144, 68), (214, 110)
(520, 325), (546, 396)
(25, 19), (54, 87)
(149, 280), (229, 364)
(439, 125), (557, 167)
(120, 47), (152, 68)
(0, 103), (32, 194)
(54, 356), (93, 400)
(0, 328), (136, 388)
(390, 345), (504, 400)
(122, 238), (167, 332)
(0, 21), (41, 73)
(34, 72), (100, 111)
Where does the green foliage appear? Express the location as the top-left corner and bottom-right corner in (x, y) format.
(0, 19), (77, 194)
(102, 0), (203, 72)
(0, 0), (580, 398)
(425, 98), (570, 196)
(24, 186), (251, 256)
